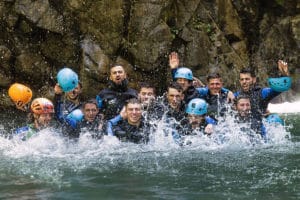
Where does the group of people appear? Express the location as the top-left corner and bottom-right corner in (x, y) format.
(8, 52), (291, 144)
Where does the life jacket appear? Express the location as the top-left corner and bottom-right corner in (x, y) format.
(112, 118), (151, 144)
(97, 80), (138, 120)
(234, 114), (266, 137)
(203, 90), (228, 118)
(237, 86), (268, 120)
(184, 86), (201, 104)
(15, 124), (37, 141)
(54, 94), (82, 123)
(62, 115), (103, 139)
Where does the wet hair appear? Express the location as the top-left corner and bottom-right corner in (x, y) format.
(234, 94), (251, 106)
(167, 81), (183, 93)
(83, 98), (98, 109)
(240, 67), (256, 77)
(206, 72), (222, 82)
(109, 63), (125, 73)
(138, 82), (156, 95)
(125, 98), (141, 107)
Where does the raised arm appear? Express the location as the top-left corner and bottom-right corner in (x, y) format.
(169, 52), (180, 69)
(278, 60), (289, 76)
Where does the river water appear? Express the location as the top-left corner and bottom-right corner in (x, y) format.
(0, 104), (299, 200)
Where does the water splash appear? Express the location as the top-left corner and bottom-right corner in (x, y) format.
(268, 101), (300, 113)
(0, 113), (295, 190)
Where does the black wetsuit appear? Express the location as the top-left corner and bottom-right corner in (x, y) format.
(54, 94), (82, 123)
(96, 79), (138, 120)
(234, 114), (266, 137)
(112, 118), (151, 144)
(204, 90), (228, 118)
(184, 86), (201, 104)
(62, 116), (104, 139)
(235, 85), (280, 121)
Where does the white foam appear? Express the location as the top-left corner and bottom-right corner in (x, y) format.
(268, 101), (300, 113)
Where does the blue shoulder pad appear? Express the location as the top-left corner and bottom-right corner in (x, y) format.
(196, 87), (209, 96)
(234, 91), (240, 98)
(205, 116), (217, 125)
(65, 118), (78, 129)
(15, 126), (29, 135)
(221, 87), (229, 93)
(171, 68), (177, 80)
(96, 95), (103, 108)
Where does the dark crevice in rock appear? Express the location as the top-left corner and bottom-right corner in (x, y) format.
(113, 0), (135, 66)
(14, 15), (48, 45)
(225, 33), (241, 45)
(48, 0), (64, 14)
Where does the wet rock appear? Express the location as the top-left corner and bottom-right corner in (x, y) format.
(40, 32), (80, 67)
(291, 15), (300, 48)
(73, 0), (124, 55)
(0, 45), (11, 62)
(0, 0), (299, 107)
(0, 70), (11, 87)
(14, 52), (53, 87)
(80, 37), (110, 97)
(14, 0), (65, 33)
(127, 1), (175, 69)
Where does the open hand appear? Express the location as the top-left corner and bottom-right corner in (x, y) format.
(169, 52), (180, 69)
(278, 60), (289, 76)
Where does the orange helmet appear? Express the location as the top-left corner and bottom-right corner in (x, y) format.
(30, 98), (54, 114)
(8, 83), (33, 107)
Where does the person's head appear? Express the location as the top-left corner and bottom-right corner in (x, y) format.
(186, 98), (208, 128)
(206, 72), (223, 95)
(125, 98), (142, 126)
(30, 98), (54, 129)
(166, 82), (184, 110)
(66, 82), (82, 101)
(138, 82), (156, 106)
(174, 67), (193, 92)
(109, 64), (127, 85)
(82, 99), (99, 122)
(235, 95), (251, 117)
(239, 68), (256, 92)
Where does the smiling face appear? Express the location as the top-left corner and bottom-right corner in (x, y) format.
(110, 66), (127, 85)
(34, 113), (53, 129)
(66, 84), (82, 100)
(126, 102), (142, 126)
(176, 78), (192, 92)
(208, 78), (223, 95)
(236, 98), (251, 117)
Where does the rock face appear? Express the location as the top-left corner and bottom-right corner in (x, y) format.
(0, 0), (299, 107)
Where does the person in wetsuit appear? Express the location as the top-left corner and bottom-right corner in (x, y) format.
(15, 98), (55, 141)
(62, 98), (104, 139)
(96, 64), (138, 120)
(107, 98), (151, 144)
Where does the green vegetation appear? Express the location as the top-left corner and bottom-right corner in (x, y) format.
(192, 16), (213, 34)
(275, 0), (284, 6)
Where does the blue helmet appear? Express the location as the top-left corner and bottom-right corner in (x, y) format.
(57, 67), (79, 92)
(174, 67), (193, 81)
(67, 109), (84, 121)
(186, 98), (207, 115)
(268, 77), (292, 92)
(266, 114), (284, 126)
